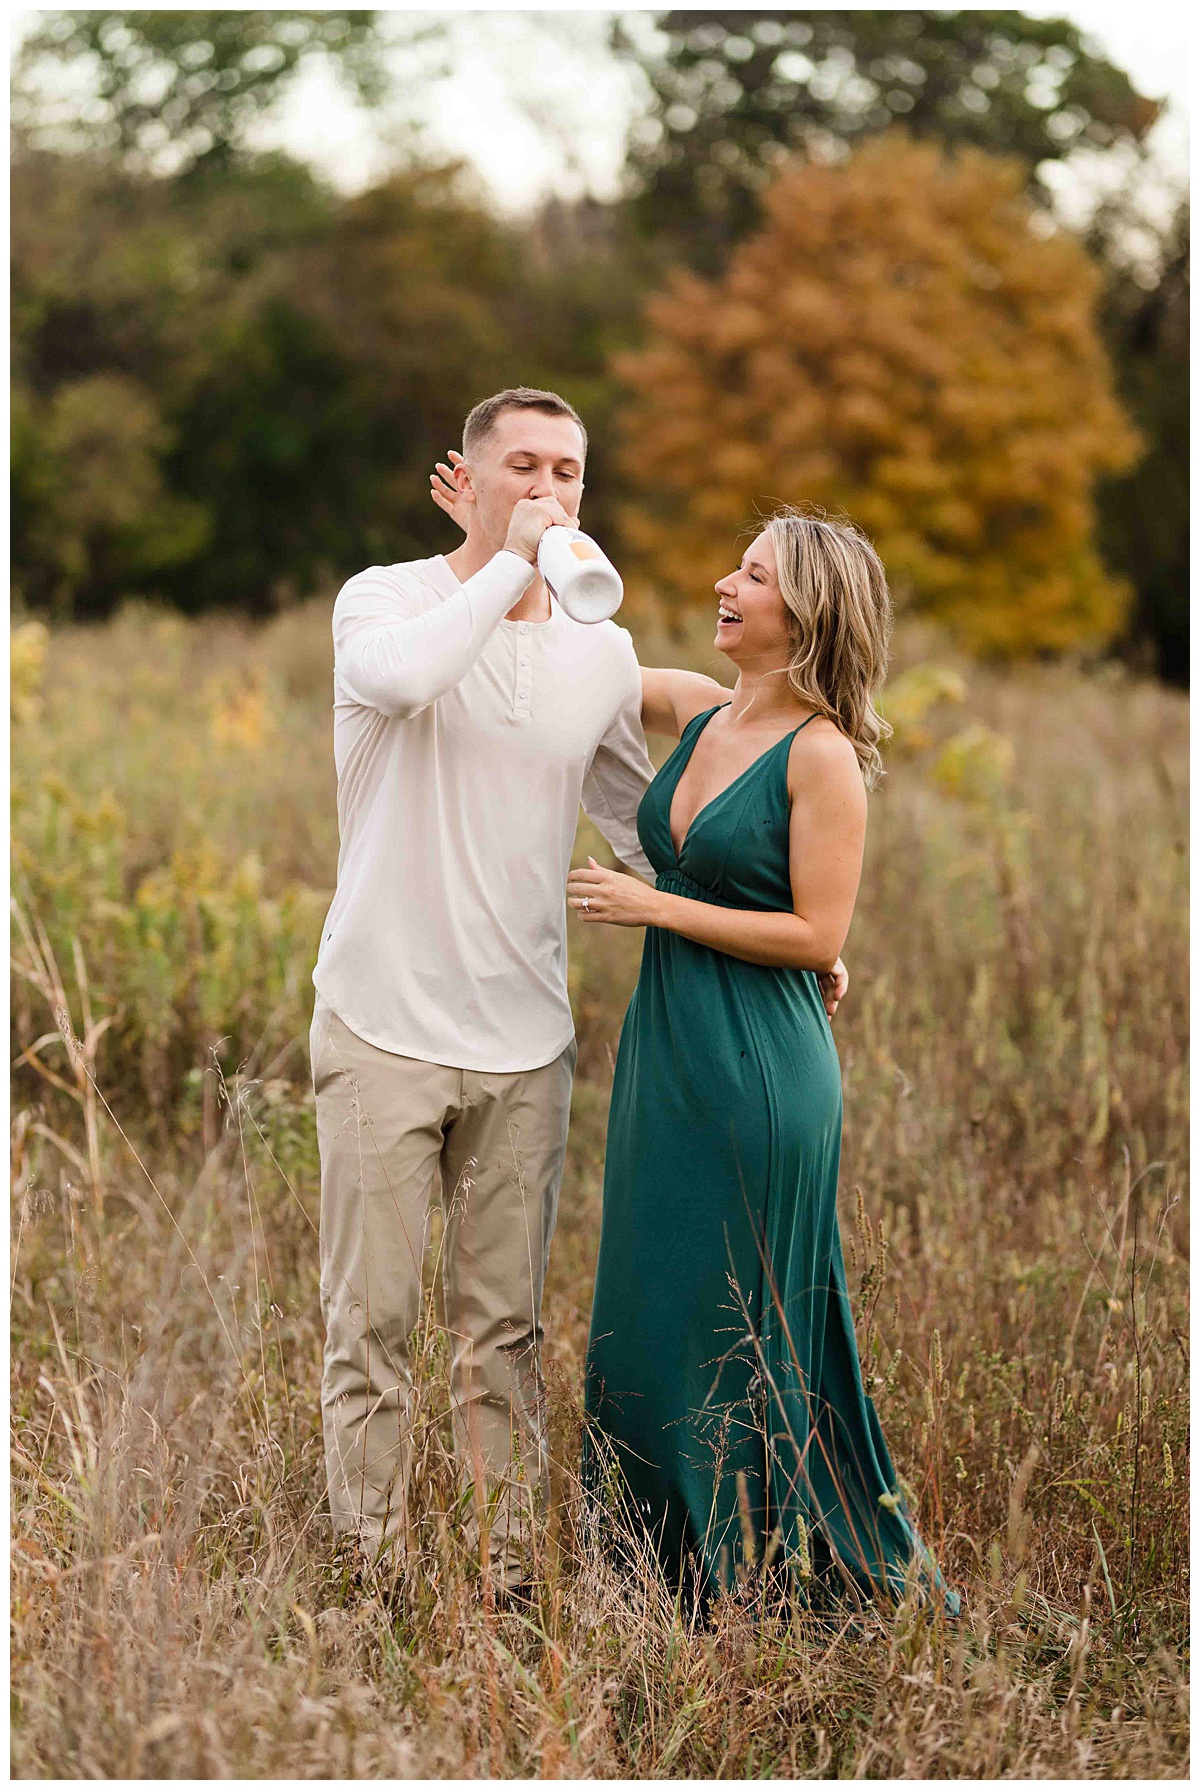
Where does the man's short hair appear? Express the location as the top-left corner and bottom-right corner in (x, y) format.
(462, 387), (587, 460)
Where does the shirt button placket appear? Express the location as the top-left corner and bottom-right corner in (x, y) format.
(515, 622), (532, 720)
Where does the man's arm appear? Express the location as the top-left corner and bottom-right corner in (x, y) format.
(580, 633), (657, 884)
(334, 551), (534, 721)
(335, 496), (571, 720)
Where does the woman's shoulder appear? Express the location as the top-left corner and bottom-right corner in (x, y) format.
(786, 712), (864, 792)
(681, 690), (732, 732)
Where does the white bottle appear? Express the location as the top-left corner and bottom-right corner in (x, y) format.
(536, 525), (624, 624)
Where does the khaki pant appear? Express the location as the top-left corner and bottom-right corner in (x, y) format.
(309, 995), (575, 1584)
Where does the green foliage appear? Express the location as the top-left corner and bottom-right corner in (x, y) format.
(12, 10), (401, 175)
(619, 9), (1162, 270)
(12, 373), (210, 617)
(10, 141), (643, 621)
(1095, 202), (1190, 686)
(12, 148), (332, 616)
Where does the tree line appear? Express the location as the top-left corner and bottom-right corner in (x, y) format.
(10, 10), (1188, 679)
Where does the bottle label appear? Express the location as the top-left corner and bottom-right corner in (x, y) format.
(569, 541), (604, 562)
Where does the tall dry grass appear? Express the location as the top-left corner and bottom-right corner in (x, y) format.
(10, 598), (1189, 1776)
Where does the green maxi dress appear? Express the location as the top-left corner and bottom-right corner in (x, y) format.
(585, 704), (956, 1612)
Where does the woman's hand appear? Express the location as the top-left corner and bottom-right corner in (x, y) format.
(818, 956), (848, 1021)
(570, 865), (853, 998)
(430, 448), (472, 534)
(568, 857), (661, 928)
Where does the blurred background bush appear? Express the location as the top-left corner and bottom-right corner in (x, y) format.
(10, 6), (1189, 679)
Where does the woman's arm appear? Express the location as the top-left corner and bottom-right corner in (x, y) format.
(566, 723), (866, 974)
(640, 666), (730, 738)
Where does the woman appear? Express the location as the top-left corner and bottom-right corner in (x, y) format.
(568, 509), (957, 1617)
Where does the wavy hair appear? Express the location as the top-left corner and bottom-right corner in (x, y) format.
(764, 506), (894, 788)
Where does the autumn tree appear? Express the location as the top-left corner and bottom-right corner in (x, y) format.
(617, 10), (1161, 271)
(616, 134), (1140, 657)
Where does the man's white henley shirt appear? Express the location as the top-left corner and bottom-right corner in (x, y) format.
(312, 549), (656, 1073)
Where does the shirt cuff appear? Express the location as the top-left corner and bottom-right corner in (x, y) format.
(460, 549), (537, 625)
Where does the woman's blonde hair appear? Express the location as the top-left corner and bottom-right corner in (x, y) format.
(764, 506), (893, 788)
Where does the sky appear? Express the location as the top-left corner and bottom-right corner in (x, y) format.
(260, 3), (1192, 219)
(11, 4), (1191, 221)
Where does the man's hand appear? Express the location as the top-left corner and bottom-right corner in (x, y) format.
(819, 956), (849, 1021)
(504, 495), (576, 566)
(430, 448), (472, 534)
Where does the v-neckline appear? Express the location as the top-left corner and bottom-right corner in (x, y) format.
(667, 703), (816, 865)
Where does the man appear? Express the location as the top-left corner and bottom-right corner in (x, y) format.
(310, 387), (667, 1593)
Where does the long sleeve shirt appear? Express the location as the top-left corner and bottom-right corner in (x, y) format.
(312, 549), (656, 1072)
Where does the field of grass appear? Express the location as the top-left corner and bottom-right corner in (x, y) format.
(10, 596), (1189, 1777)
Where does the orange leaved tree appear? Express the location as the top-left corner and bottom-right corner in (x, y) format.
(616, 135), (1140, 655)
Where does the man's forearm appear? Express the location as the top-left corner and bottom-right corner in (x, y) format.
(336, 550), (534, 719)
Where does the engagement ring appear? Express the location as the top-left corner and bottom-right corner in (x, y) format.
(582, 897), (591, 910)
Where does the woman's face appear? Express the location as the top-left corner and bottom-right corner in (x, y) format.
(713, 530), (791, 665)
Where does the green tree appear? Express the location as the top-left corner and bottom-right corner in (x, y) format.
(618, 10), (1161, 269)
(12, 373), (209, 618)
(4, 14), (715, 618)
(11, 146), (343, 616)
(11, 69), (660, 622)
(1094, 201), (1189, 685)
(616, 135), (1139, 657)
(12, 10), (408, 176)
(166, 164), (524, 610)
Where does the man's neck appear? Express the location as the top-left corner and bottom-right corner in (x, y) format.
(445, 533), (551, 623)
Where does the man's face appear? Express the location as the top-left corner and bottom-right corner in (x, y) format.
(459, 409), (585, 546)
